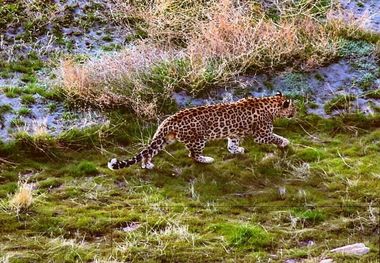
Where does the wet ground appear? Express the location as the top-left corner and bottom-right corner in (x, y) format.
(0, 0), (379, 141)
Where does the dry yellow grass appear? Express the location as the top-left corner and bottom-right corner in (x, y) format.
(9, 182), (33, 213)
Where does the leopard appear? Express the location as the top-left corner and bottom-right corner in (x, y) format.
(108, 91), (296, 170)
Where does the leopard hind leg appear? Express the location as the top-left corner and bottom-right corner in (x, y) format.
(184, 138), (214, 163)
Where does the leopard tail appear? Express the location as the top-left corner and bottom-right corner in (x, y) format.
(108, 128), (172, 170)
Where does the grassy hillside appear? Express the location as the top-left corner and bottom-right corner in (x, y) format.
(0, 114), (379, 262)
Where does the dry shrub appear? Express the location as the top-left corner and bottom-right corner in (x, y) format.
(60, 42), (178, 118)
(144, 0), (213, 46)
(105, 0), (145, 27)
(188, 0), (338, 73)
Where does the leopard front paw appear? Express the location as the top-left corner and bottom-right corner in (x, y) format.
(279, 138), (289, 148)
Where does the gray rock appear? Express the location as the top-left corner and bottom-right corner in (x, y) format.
(320, 259), (334, 263)
(330, 243), (370, 256)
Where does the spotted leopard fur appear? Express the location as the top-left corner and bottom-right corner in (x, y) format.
(108, 92), (296, 170)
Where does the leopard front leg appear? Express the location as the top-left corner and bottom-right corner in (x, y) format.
(227, 137), (245, 154)
(184, 138), (214, 164)
(253, 122), (289, 148)
(254, 133), (289, 148)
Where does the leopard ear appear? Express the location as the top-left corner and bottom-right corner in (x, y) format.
(276, 91), (283, 97)
(283, 99), (290, 108)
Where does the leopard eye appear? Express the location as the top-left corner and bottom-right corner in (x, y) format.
(283, 99), (290, 108)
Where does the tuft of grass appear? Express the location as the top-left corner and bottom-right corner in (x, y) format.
(18, 107), (32, 117)
(10, 118), (25, 128)
(75, 161), (98, 176)
(0, 104), (13, 114)
(364, 89), (380, 99)
(20, 94), (36, 105)
(357, 73), (376, 91)
(210, 223), (272, 250)
(13, 131), (55, 154)
(324, 94), (356, 114)
(4, 87), (23, 98)
(291, 209), (326, 225)
(294, 148), (327, 162)
(47, 103), (57, 112)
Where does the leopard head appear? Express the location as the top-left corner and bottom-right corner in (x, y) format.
(274, 92), (296, 118)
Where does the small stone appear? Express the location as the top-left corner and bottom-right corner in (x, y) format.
(122, 222), (141, 232)
(330, 243), (370, 256)
(278, 186), (286, 198)
(284, 260), (297, 263)
(320, 259), (333, 263)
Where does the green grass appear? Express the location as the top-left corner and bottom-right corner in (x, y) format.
(0, 114), (379, 261)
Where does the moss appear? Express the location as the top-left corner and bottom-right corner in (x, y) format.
(338, 39), (374, 57)
(75, 161), (98, 176)
(38, 178), (63, 189)
(280, 72), (312, 96)
(294, 148), (327, 162)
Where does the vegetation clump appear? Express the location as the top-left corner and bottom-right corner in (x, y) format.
(324, 94), (356, 114)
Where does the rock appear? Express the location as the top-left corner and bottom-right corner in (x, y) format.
(320, 259), (333, 263)
(121, 222), (141, 232)
(330, 243), (370, 256)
